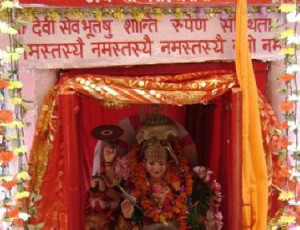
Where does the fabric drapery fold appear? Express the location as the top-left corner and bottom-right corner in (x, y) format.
(235, 0), (268, 228)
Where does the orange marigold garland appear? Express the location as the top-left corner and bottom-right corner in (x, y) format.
(128, 143), (192, 229)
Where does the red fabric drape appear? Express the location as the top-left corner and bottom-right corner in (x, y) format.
(185, 103), (217, 167)
(185, 91), (238, 230)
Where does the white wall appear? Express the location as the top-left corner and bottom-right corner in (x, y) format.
(19, 69), (58, 151)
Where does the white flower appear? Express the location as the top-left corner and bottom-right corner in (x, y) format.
(15, 47), (24, 54)
(289, 169), (300, 181)
(0, 24), (17, 35)
(18, 212), (30, 221)
(287, 144), (300, 152)
(0, 50), (9, 60)
(287, 35), (300, 45)
(286, 64), (300, 74)
(287, 11), (300, 23)
(0, 22), (9, 31)
(287, 94), (300, 101)
(287, 120), (299, 132)
(288, 199), (300, 206)
(13, 2), (22, 8)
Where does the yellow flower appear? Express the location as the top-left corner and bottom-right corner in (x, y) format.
(175, 8), (183, 20)
(278, 191), (294, 201)
(10, 52), (20, 61)
(13, 146), (28, 156)
(8, 80), (23, 89)
(278, 215), (296, 225)
(280, 29), (295, 39)
(134, 12), (144, 22)
(1, 1), (14, 11)
(49, 10), (60, 21)
(0, 175), (13, 182)
(15, 191), (30, 199)
(154, 8), (164, 21)
(113, 9), (124, 21)
(280, 48), (295, 55)
(93, 9), (102, 21)
(9, 97), (23, 104)
(17, 171), (31, 181)
(15, 121), (25, 129)
(160, 214), (166, 223)
(3, 121), (25, 129)
(279, 4), (296, 13)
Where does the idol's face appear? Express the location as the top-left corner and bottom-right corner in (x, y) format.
(145, 159), (166, 179)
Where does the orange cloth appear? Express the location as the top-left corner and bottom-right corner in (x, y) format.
(235, 0), (268, 229)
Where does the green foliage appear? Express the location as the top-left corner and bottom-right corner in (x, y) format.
(187, 181), (214, 230)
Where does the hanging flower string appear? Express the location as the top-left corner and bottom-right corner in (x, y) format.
(0, 0), (41, 229)
(0, 5), (294, 22)
(273, 2), (300, 228)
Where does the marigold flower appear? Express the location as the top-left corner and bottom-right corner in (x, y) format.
(0, 151), (13, 162)
(281, 140), (292, 148)
(279, 101), (294, 111)
(7, 208), (19, 218)
(0, 80), (9, 89)
(281, 121), (289, 129)
(0, 110), (13, 123)
(280, 74), (294, 82)
(1, 180), (17, 189)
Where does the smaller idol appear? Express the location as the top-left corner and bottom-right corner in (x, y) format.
(85, 125), (124, 230)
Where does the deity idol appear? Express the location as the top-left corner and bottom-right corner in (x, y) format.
(120, 140), (192, 229)
(85, 114), (223, 230)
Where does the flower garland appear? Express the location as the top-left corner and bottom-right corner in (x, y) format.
(0, 6), (289, 22)
(128, 143), (193, 230)
(270, 2), (300, 228)
(0, 0), (37, 229)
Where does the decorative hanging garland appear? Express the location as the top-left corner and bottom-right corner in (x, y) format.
(0, 5), (298, 22)
(0, 0), (41, 229)
(270, 2), (300, 229)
